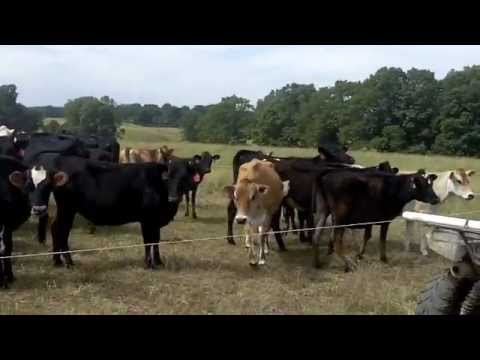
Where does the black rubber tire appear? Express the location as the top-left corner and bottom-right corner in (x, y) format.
(415, 270), (473, 315)
(460, 280), (480, 315)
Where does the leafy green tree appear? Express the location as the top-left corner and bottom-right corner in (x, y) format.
(253, 83), (316, 146)
(0, 84), (42, 131)
(64, 96), (121, 137)
(195, 96), (255, 144)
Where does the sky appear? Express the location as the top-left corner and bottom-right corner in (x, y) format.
(1, 45), (480, 108)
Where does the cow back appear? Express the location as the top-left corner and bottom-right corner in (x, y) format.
(238, 159), (284, 213)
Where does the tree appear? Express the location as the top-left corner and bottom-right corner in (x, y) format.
(64, 96), (121, 137)
(253, 83), (316, 146)
(0, 84), (42, 132)
(193, 96), (255, 144)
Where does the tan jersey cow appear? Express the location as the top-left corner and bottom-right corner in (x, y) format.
(224, 159), (289, 266)
(119, 145), (174, 164)
(404, 168), (476, 255)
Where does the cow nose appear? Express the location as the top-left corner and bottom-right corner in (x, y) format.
(168, 196), (179, 203)
(236, 217), (247, 225)
(467, 194), (475, 200)
(31, 205), (47, 216)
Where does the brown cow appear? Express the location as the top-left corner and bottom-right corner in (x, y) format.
(223, 159), (289, 266)
(119, 145), (174, 164)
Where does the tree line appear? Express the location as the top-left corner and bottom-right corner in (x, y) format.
(2, 64), (480, 156)
(182, 65), (480, 157)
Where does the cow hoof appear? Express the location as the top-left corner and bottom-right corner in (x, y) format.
(421, 251), (429, 257)
(6, 274), (15, 283)
(227, 239), (236, 246)
(53, 261), (64, 268)
(380, 257), (388, 263)
(192, 215), (197, 220)
(259, 259), (266, 265)
(356, 254), (364, 261)
(277, 247), (287, 252)
(249, 261), (258, 268)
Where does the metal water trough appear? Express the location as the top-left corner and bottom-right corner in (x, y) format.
(402, 211), (480, 264)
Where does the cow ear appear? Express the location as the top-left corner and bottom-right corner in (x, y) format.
(417, 169), (426, 176)
(449, 171), (456, 181)
(223, 185), (235, 200)
(393, 167), (399, 174)
(317, 146), (332, 160)
(467, 170), (475, 177)
(282, 180), (290, 197)
(257, 184), (270, 195)
(9, 171), (26, 189)
(213, 154), (220, 161)
(53, 172), (69, 187)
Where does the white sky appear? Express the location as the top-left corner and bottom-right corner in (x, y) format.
(1, 45), (480, 108)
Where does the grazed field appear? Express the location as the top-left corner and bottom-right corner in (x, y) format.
(2, 123), (480, 314)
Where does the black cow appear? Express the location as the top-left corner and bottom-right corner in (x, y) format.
(26, 155), (196, 269)
(311, 167), (439, 271)
(0, 130), (30, 160)
(226, 145), (355, 249)
(22, 133), (91, 244)
(0, 156), (31, 288)
(178, 152), (220, 219)
(61, 131), (120, 163)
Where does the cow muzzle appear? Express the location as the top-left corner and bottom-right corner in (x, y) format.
(465, 193), (475, 200)
(235, 216), (247, 225)
(31, 205), (47, 216)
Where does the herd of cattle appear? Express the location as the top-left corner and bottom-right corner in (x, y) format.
(0, 125), (477, 289)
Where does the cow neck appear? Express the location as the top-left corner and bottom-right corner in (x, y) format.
(432, 171), (451, 203)
(385, 174), (416, 209)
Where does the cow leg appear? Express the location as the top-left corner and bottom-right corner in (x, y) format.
(184, 191), (190, 217)
(191, 187), (198, 219)
(227, 199), (236, 245)
(404, 220), (414, 253)
(88, 222), (97, 235)
(305, 212), (314, 244)
(37, 214), (48, 244)
(271, 210), (287, 252)
(357, 225), (372, 260)
(0, 226), (12, 287)
(141, 222), (163, 269)
(247, 225), (260, 266)
(298, 211), (307, 243)
(245, 234), (251, 248)
(51, 210), (75, 268)
(420, 227), (430, 257)
(379, 223), (389, 263)
(313, 213), (328, 269)
(333, 227), (357, 272)
(2, 227), (14, 284)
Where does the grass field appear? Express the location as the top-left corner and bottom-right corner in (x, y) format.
(2, 123), (480, 314)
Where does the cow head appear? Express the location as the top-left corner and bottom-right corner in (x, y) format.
(317, 144), (355, 164)
(159, 146), (175, 161)
(409, 171), (439, 205)
(192, 151), (221, 176)
(447, 169), (476, 200)
(165, 158), (197, 203)
(377, 161), (399, 174)
(223, 179), (290, 225)
(25, 165), (69, 216)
